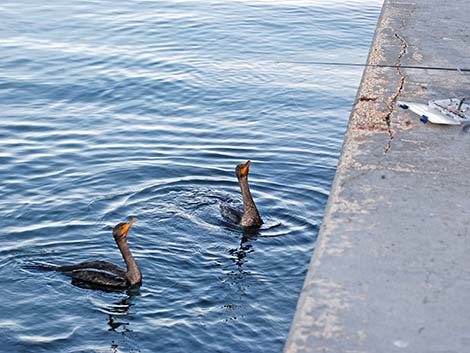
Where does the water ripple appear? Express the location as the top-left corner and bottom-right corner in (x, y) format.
(0, 0), (381, 352)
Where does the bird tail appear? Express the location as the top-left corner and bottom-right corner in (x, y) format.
(23, 261), (59, 271)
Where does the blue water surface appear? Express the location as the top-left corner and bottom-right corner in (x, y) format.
(0, 1), (381, 352)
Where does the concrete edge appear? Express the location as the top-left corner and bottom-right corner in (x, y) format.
(283, 1), (392, 351)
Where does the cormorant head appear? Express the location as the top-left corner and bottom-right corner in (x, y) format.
(113, 218), (137, 240)
(235, 160), (251, 179)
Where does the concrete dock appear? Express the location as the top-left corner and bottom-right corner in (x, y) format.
(285, 1), (470, 352)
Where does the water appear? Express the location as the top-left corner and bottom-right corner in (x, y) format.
(0, 1), (382, 352)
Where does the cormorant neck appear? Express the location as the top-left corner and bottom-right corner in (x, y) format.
(238, 175), (263, 227)
(116, 237), (142, 286)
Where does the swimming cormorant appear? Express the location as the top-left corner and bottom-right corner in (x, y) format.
(29, 218), (141, 290)
(220, 161), (263, 228)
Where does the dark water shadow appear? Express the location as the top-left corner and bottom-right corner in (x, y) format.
(104, 291), (140, 352)
(106, 293), (136, 333)
(228, 234), (256, 270)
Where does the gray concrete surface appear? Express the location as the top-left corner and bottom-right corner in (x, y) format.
(284, 1), (470, 352)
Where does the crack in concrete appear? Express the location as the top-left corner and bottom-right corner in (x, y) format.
(384, 31), (408, 153)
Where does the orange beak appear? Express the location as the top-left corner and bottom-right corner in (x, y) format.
(239, 160), (251, 176)
(121, 217), (137, 235)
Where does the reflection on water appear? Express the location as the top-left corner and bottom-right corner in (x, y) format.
(106, 295), (134, 334)
(103, 293), (139, 352)
(0, 0), (382, 352)
(229, 235), (255, 269)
